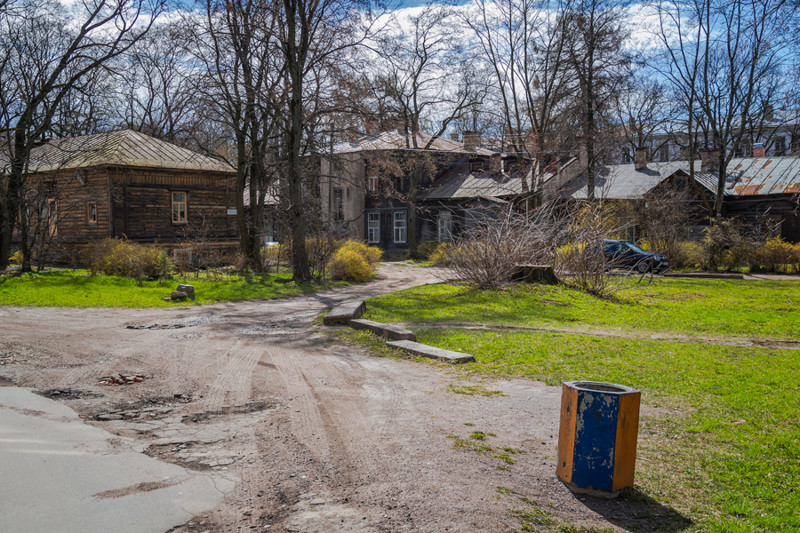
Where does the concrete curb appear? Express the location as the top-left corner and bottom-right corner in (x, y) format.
(323, 300), (366, 325)
(350, 319), (416, 341)
(663, 272), (745, 280)
(386, 340), (476, 364)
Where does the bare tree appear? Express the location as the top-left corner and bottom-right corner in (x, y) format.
(115, 22), (196, 143)
(614, 74), (675, 161)
(562, 0), (631, 200)
(185, 0), (285, 271)
(371, 3), (487, 258)
(651, 0), (791, 216)
(465, 0), (574, 201)
(0, 0), (161, 271)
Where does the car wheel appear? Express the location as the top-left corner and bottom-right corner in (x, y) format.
(636, 261), (650, 274)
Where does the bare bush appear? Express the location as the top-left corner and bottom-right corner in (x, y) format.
(444, 203), (565, 289)
(555, 202), (644, 297)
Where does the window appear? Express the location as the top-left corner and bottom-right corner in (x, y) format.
(469, 159), (483, 172)
(774, 136), (786, 155)
(42, 199), (57, 237)
(393, 211), (407, 244)
(171, 191), (187, 224)
(333, 187), (344, 221)
(437, 210), (453, 242)
(368, 176), (379, 192)
(658, 145), (669, 162)
(87, 202), (97, 225)
(367, 212), (380, 243)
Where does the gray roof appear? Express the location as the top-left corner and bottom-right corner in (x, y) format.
(694, 156), (800, 197)
(23, 130), (234, 174)
(559, 161), (689, 200)
(330, 130), (495, 156)
(422, 161), (542, 202)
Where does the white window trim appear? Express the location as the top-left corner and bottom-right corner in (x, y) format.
(367, 212), (380, 244)
(393, 211), (407, 244)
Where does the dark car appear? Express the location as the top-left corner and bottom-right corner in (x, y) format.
(602, 240), (669, 273)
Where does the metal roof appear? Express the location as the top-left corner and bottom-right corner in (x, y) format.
(559, 161), (689, 200)
(23, 130), (234, 174)
(330, 130), (495, 156)
(421, 161), (537, 201)
(693, 156), (800, 197)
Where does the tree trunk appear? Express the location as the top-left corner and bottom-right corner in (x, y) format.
(406, 162), (421, 258)
(285, 0), (311, 282)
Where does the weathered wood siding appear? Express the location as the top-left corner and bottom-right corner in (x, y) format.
(110, 168), (238, 242)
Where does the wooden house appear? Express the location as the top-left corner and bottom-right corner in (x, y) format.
(21, 130), (238, 253)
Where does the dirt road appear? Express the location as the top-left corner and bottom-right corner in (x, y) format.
(0, 265), (647, 532)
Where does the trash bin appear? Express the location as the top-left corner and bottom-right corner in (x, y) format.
(556, 381), (640, 497)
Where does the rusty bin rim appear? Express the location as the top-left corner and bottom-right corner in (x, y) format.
(563, 381), (639, 395)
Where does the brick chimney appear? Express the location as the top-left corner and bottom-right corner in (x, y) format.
(634, 147), (648, 170)
(753, 143), (766, 158)
(489, 153), (503, 173)
(700, 148), (719, 173)
(463, 130), (480, 152)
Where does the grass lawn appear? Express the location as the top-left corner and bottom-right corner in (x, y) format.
(359, 278), (800, 532)
(0, 269), (333, 307)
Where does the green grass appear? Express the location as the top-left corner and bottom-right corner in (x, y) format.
(363, 278), (800, 340)
(358, 279), (800, 531)
(0, 269), (336, 307)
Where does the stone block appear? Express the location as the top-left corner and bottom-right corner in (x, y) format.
(386, 340), (475, 363)
(323, 300), (366, 325)
(350, 319), (416, 341)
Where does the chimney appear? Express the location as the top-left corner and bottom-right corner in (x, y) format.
(634, 146), (648, 170)
(489, 153), (502, 173)
(753, 143), (766, 158)
(463, 130), (480, 152)
(700, 148), (719, 173)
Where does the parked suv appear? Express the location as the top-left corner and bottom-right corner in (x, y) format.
(602, 240), (669, 273)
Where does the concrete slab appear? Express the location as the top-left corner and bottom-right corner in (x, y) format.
(0, 388), (235, 533)
(323, 300), (366, 325)
(386, 340), (475, 363)
(350, 319), (416, 341)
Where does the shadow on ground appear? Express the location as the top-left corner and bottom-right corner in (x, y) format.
(576, 487), (692, 532)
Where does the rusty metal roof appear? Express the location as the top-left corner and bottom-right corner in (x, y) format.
(559, 161), (689, 200)
(331, 130), (495, 156)
(694, 156), (800, 197)
(23, 130), (234, 174)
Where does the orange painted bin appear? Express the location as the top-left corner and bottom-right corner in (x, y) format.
(556, 381), (641, 497)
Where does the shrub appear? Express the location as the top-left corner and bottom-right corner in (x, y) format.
(325, 240), (381, 281)
(752, 237), (800, 273)
(85, 238), (172, 283)
(415, 241), (439, 260)
(428, 242), (454, 266)
(306, 235), (343, 279)
(669, 241), (708, 270)
(327, 247), (373, 281)
(337, 240), (382, 265)
(703, 219), (750, 271)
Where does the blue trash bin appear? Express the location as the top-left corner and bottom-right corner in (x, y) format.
(556, 381), (641, 497)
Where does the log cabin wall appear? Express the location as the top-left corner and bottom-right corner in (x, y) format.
(109, 167), (238, 243)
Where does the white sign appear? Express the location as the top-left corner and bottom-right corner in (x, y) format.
(227, 208), (237, 215)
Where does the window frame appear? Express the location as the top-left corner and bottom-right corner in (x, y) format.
(332, 187), (344, 222)
(393, 211), (407, 244)
(437, 210), (453, 243)
(368, 176), (379, 192)
(87, 202), (97, 225)
(367, 211), (381, 244)
(171, 191), (188, 224)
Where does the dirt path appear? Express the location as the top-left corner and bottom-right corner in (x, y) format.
(0, 265), (682, 532)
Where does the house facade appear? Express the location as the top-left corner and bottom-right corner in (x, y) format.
(319, 130), (500, 252)
(21, 130), (238, 253)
